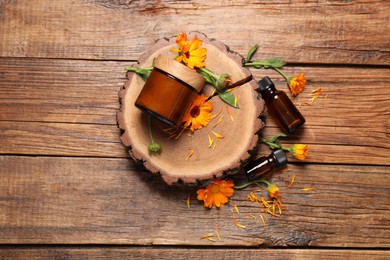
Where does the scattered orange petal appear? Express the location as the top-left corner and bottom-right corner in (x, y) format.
(207, 134), (214, 148)
(215, 225), (221, 241)
(211, 106), (223, 119)
(300, 101), (314, 107)
(201, 233), (213, 239)
(226, 105), (234, 121)
(234, 94), (238, 107)
(309, 91), (322, 102)
(259, 213), (267, 228)
(287, 175), (295, 188)
(186, 194), (191, 208)
(247, 214), (257, 219)
(213, 116), (223, 128)
(311, 87), (322, 94)
(201, 233), (216, 242)
(234, 202), (240, 214)
(265, 208), (280, 217)
(231, 209), (246, 229)
(302, 187), (316, 191)
(212, 131), (224, 139)
(235, 223), (246, 229)
(186, 148), (194, 160)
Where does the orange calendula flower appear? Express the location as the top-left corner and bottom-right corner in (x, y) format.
(171, 32), (207, 69)
(182, 94), (212, 132)
(289, 144), (308, 160)
(197, 179), (234, 208)
(288, 73), (306, 96)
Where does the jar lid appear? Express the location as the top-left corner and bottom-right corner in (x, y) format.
(154, 55), (205, 92)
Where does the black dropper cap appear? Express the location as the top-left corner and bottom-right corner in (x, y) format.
(273, 149), (288, 167)
(258, 76), (275, 93)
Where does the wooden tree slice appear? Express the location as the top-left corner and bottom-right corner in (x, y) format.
(117, 32), (265, 184)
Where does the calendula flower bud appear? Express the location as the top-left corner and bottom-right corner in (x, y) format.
(216, 73), (231, 91)
(148, 142), (161, 154)
(267, 184), (280, 200)
(147, 116), (162, 155)
(289, 144), (308, 160)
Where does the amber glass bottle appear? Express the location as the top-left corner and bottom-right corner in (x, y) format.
(259, 76), (305, 133)
(244, 149), (288, 181)
(135, 55), (205, 127)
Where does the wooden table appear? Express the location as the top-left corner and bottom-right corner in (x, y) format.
(0, 0), (389, 258)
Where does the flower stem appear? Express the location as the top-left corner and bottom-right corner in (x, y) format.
(234, 179), (269, 189)
(199, 67), (218, 79)
(260, 137), (281, 150)
(234, 181), (256, 189)
(273, 67), (290, 82)
(258, 179), (271, 187)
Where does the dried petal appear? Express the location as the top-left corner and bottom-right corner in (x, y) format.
(211, 106), (223, 119)
(234, 202), (240, 214)
(213, 116), (223, 128)
(226, 105), (234, 121)
(208, 134), (214, 148)
(212, 131), (224, 139)
(215, 226), (221, 241)
(302, 187), (316, 191)
(287, 175), (295, 188)
(186, 194), (191, 208)
(186, 148), (194, 161)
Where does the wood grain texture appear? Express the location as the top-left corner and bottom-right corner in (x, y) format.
(0, 0), (388, 64)
(0, 58), (388, 165)
(0, 248), (390, 260)
(0, 0), (389, 255)
(0, 156), (389, 246)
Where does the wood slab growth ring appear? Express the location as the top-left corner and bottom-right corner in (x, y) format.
(117, 33), (265, 184)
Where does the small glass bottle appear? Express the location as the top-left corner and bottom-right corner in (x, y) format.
(243, 149), (288, 181)
(135, 55), (205, 127)
(258, 76), (305, 133)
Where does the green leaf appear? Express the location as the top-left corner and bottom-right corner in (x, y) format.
(125, 66), (153, 81)
(218, 90), (239, 108)
(245, 57), (286, 69)
(246, 44), (259, 63)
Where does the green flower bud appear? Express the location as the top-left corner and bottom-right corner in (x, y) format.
(148, 142), (161, 154)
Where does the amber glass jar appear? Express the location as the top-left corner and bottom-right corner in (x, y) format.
(135, 55), (205, 127)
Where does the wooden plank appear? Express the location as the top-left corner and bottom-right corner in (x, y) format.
(0, 247), (390, 259)
(1, 58), (389, 126)
(0, 58), (126, 125)
(0, 0), (388, 64)
(1, 119), (388, 164)
(0, 121), (127, 157)
(0, 156), (389, 246)
(1, 58), (389, 164)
